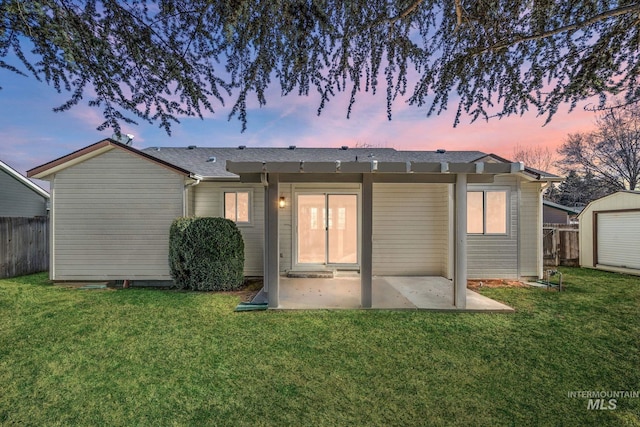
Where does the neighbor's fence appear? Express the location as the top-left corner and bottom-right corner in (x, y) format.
(0, 217), (49, 279)
(543, 223), (579, 267)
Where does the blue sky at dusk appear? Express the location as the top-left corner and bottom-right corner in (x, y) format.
(0, 63), (598, 191)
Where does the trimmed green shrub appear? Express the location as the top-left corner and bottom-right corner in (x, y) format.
(169, 217), (245, 291)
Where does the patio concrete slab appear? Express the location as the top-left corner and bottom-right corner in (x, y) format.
(279, 276), (360, 309)
(277, 275), (514, 312)
(377, 276), (453, 309)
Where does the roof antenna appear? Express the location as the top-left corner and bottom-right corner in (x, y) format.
(112, 133), (135, 146)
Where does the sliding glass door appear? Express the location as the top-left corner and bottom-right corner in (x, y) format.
(296, 194), (358, 267)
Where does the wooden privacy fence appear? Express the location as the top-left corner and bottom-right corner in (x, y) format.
(0, 217), (49, 279)
(543, 223), (579, 267)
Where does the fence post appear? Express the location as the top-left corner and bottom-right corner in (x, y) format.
(543, 223), (580, 267)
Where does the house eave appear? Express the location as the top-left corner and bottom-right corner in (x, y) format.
(199, 175), (241, 182)
(517, 171), (564, 182)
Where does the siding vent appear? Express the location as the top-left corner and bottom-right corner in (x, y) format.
(188, 145), (197, 149)
(341, 146), (349, 150)
(436, 148), (446, 153)
(206, 156), (216, 163)
(289, 145), (296, 150)
(238, 145), (246, 150)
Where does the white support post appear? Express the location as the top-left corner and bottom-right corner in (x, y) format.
(263, 185), (269, 294)
(361, 174), (373, 308)
(266, 173), (280, 308)
(454, 173), (468, 309)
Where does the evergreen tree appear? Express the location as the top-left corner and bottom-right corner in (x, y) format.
(553, 169), (618, 206)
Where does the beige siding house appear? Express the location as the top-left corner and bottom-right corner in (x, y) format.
(0, 160), (49, 217)
(29, 139), (561, 307)
(193, 182), (265, 276)
(578, 191), (640, 276)
(29, 141), (194, 282)
(372, 183), (449, 276)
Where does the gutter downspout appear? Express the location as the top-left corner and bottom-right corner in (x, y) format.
(538, 180), (553, 279)
(183, 176), (202, 217)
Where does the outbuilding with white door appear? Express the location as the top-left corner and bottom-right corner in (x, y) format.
(579, 191), (640, 275)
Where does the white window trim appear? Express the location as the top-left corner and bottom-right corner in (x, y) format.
(292, 188), (362, 270)
(467, 188), (510, 236)
(222, 189), (253, 226)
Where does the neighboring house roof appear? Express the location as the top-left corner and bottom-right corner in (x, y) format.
(140, 146), (533, 179)
(543, 200), (583, 215)
(28, 139), (198, 179)
(0, 159), (50, 199)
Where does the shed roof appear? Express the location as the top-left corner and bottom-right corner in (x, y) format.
(0, 159), (50, 199)
(578, 191), (640, 218)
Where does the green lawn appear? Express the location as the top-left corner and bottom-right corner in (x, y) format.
(1, 268), (639, 426)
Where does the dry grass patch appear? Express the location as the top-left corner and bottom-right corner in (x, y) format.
(467, 279), (528, 290)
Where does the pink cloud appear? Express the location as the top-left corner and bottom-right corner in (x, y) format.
(239, 86), (599, 160)
(69, 106), (106, 130)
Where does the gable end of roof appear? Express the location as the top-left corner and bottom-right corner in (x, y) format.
(28, 139), (196, 179)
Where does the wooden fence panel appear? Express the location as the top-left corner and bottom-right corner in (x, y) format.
(543, 224), (579, 267)
(0, 217), (49, 279)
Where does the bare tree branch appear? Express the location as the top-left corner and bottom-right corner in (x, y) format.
(559, 103), (640, 191)
(473, 3), (640, 54)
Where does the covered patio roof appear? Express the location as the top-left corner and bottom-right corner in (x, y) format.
(225, 160), (526, 310)
(227, 160), (528, 181)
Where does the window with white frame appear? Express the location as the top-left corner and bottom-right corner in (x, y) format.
(224, 191), (251, 223)
(467, 190), (508, 234)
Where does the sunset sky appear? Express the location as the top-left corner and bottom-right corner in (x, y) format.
(0, 65), (599, 189)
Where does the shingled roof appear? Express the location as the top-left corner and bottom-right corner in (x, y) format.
(141, 146), (489, 178)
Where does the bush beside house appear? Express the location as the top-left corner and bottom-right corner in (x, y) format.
(169, 217), (245, 291)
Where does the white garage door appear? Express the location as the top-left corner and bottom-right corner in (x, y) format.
(597, 211), (640, 270)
